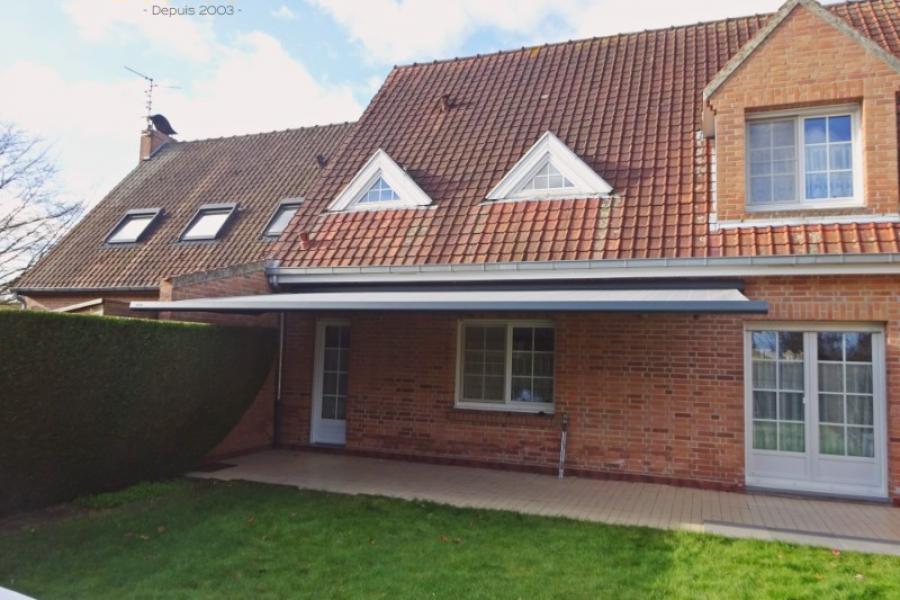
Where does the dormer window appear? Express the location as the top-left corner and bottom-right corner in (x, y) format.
(106, 209), (160, 244)
(264, 198), (302, 238)
(746, 106), (861, 211)
(359, 177), (400, 204)
(327, 149), (433, 212)
(180, 204), (236, 241)
(519, 162), (574, 192)
(487, 131), (612, 202)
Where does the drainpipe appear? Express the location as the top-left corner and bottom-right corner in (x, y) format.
(557, 413), (568, 479)
(273, 311), (286, 448)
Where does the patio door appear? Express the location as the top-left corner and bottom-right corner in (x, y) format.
(744, 325), (886, 499)
(311, 320), (349, 446)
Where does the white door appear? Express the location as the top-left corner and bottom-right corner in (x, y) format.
(745, 326), (886, 499)
(311, 320), (349, 445)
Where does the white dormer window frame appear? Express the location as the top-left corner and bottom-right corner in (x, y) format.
(486, 131), (613, 202)
(327, 149), (433, 212)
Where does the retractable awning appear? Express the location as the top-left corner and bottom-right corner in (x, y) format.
(131, 287), (767, 313)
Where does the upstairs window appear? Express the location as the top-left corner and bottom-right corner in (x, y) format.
(747, 106), (860, 210)
(519, 162), (574, 192)
(180, 204), (236, 241)
(358, 176), (400, 204)
(264, 199), (301, 238)
(106, 209), (160, 244)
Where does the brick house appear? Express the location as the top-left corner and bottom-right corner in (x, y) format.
(15, 0), (900, 503)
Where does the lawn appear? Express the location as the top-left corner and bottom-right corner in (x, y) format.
(2, 480), (900, 599)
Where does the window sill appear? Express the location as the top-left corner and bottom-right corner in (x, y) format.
(454, 401), (555, 415)
(745, 199), (864, 213)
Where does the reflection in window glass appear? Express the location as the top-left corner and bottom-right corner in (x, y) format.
(817, 332), (875, 457)
(751, 331), (805, 452)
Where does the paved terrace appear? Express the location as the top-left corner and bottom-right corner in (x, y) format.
(190, 450), (900, 556)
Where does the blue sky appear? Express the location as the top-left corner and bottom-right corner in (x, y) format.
(0, 0), (798, 209)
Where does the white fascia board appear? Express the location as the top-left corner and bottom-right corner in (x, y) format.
(327, 149), (433, 212)
(486, 131), (612, 201)
(270, 253), (900, 285)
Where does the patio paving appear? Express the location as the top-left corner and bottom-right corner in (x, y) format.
(190, 450), (900, 555)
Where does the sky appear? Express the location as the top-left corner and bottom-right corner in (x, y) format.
(0, 0), (805, 210)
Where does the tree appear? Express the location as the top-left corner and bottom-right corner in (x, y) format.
(0, 123), (82, 300)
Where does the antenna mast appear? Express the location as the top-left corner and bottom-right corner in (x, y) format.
(124, 66), (157, 129)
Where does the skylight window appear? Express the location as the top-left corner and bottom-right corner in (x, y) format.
(180, 204), (236, 241)
(358, 176), (400, 204)
(106, 209), (160, 244)
(264, 199), (302, 238)
(520, 162), (574, 192)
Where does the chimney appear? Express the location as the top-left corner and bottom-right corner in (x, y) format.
(139, 128), (172, 161)
(139, 114), (177, 161)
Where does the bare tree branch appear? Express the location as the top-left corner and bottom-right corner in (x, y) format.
(0, 123), (84, 301)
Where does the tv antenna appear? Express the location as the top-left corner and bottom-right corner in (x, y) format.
(124, 66), (181, 129)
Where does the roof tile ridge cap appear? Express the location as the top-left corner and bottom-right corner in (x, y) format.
(176, 120), (356, 145)
(392, 12), (777, 72)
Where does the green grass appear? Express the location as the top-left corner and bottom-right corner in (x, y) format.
(2, 480), (899, 599)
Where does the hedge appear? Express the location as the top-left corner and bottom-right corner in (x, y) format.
(0, 310), (276, 515)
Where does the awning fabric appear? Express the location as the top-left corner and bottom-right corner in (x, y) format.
(131, 288), (767, 313)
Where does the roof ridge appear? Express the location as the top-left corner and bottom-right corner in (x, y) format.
(391, 0), (869, 72)
(177, 120), (355, 145)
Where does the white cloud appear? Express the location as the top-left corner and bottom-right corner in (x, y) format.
(63, 0), (217, 62)
(272, 4), (298, 20)
(309, 0), (795, 64)
(0, 33), (362, 209)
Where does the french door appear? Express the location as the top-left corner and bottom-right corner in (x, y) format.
(310, 320), (349, 445)
(744, 324), (886, 499)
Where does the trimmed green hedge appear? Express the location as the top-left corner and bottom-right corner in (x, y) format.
(0, 311), (276, 515)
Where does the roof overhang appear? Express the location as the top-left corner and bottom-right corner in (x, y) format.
(131, 287), (767, 314)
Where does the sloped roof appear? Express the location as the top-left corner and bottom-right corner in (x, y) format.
(16, 122), (352, 291)
(276, 0), (900, 268)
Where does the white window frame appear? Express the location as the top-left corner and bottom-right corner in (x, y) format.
(454, 319), (555, 414)
(179, 203), (237, 242)
(327, 149), (433, 212)
(745, 104), (863, 212)
(105, 208), (161, 244)
(263, 198), (302, 238)
(743, 321), (887, 499)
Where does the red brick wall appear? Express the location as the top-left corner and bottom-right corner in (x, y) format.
(278, 275), (900, 499)
(160, 263), (279, 459)
(709, 3), (900, 221)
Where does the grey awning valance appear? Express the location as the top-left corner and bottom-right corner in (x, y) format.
(131, 287), (767, 313)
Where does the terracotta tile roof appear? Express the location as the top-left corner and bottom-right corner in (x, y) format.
(276, 0), (900, 268)
(16, 122), (353, 291)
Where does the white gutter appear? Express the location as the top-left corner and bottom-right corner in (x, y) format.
(270, 253), (900, 285)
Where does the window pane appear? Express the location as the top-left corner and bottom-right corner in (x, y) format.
(335, 397), (346, 420)
(485, 351), (505, 376)
(830, 171), (853, 198)
(819, 393), (844, 423)
(847, 426), (875, 458)
(359, 176), (399, 204)
(534, 328), (554, 352)
(533, 352), (553, 377)
(748, 122), (770, 147)
(779, 363), (804, 391)
(780, 422), (805, 452)
(752, 331), (777, 359)
(846, 364), (873, 394)
(817, 332), (843, 361)
(804, 117), (827, 144)
(828, 115), (852, 142)
(512, 327), (533, 351)
(323, 373), (338, 395)
(484, 376), (505, 402)
(819, 424), (845, 455)
(511, 377), (533, 402)
(750, 177), (772, 203)
(829, 143), (852, 170)
(324, 348), (340, 371)
(461, 325), (507, 403)
(266, 204), (299, 236)
(485, 327), (506, 350)
(752, 361), (776, 389)
(805, 145), (827, 172)
(753, 391), (776, 419)
(463, 374), (483, 400)
(321, 396), (336, 420)
(772, 121), (795, 146)
(779, 392), (804, 422)
(772, 175), (795, 202)
(109, 213), (155, 243)
(805, 173), (828, 199)
(779, 332), (803, 359)
(845, 333), (872, 362)
(183, 210), (231, 240)
(532, 378), (553, 404)
(754, 421), (777, 450)
(511, 351), (531, 377)
(847, 395), (873, 426)
(818, 363), (843, 393)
